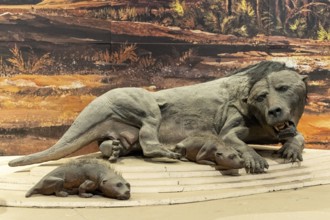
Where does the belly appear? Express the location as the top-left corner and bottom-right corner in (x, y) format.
(158, 111), (217, 144)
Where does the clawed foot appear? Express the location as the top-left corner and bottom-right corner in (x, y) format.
(109, 141), (121, 163)
(278, 143), (303, 162)
(242, 151), (269, 174)
(99, 140), (122, 163)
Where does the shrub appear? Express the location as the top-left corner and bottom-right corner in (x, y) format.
(317, 24), (330, 41)
(7, 45), (53, 74)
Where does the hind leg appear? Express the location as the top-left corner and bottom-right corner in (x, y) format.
(78, 180), (97, 198)
(99, 140), (123, 162)
(110, 88), (180, 159)
(139, 117), (180, 159)
(39, 177), (68, 197)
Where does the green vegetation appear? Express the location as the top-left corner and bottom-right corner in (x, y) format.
(170, 0), (186, 16)
(317, 24), (330, 41)
(105, 0), (329, 40)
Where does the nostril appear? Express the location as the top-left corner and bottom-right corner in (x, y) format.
(268, 107), (282, 117)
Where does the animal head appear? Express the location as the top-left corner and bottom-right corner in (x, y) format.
(100, 175), (131, 200)
(246, 68), (307, 140)
(214, 146), (244, 170)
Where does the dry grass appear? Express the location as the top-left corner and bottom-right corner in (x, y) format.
(93, 44), (138, 65)
(138, 55), (156, 69)
(0, 57), (13, 76)
(7, 44), (54, 74)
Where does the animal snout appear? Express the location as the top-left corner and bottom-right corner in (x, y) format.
(268, 107), (282, 118)
(118, 190), (130, 200)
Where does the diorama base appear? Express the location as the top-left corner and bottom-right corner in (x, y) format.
(0, 148), (330, 208)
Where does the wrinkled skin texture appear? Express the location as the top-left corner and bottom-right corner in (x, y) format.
(25, 159), (130, 200)
(243, 70), (307, 171)
(174, 135), (245, 171)
(98, 121), (140, 162)
(9, 61), (307, 174)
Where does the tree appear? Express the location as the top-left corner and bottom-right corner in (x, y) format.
(256, 0), (261, 28)
(226, 0), (232, 15)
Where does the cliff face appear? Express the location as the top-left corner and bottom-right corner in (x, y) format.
(0, 0), (42, 4)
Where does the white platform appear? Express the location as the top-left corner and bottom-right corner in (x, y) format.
(0, 149), (330, 208)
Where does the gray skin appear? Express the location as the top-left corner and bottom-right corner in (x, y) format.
(9, 61), (308, 174)
(25, 158), (130, 200)
(97, 121), (140, 162)
(174, 135), (245, 170)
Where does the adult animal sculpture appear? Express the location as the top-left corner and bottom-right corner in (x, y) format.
(9, 61), (308, 173)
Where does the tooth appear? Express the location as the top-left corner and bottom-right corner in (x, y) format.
(285, 122), (289, 127)
(274, 126), (279, 132)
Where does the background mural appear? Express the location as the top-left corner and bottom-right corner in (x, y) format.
(0, 0), (329, 156)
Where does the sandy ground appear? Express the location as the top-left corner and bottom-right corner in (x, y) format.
(0, 184), (330, 220)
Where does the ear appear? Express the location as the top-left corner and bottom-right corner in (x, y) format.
(300, 74), (308, 82)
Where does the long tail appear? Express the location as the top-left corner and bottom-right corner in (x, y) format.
(25, 187), (37, 197)
(9, 94), (113, 167)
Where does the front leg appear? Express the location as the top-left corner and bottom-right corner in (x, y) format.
(222, 126), (269, 174)
(278, 132), (304, 162)
(78, 180), (97, 198)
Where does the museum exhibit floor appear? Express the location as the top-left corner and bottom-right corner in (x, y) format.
(0, 148), (330, 219)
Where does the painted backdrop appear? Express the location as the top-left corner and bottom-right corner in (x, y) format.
(0, 0), (329, 156)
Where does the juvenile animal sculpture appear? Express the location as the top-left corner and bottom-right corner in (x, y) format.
(175, 135), (244, 170)
(25, 158), (130, 200)
(9, 61), (308, 174)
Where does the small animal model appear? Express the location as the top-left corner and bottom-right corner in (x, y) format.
(175, 135), (245, 172)
(25, 158), (130, 200)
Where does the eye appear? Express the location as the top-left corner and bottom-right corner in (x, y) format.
(116, 182), (123, 188)
(126, 183), (130, 189)
(216, 152), (223, 157)
(255, 93), (267, 102)
(276, 85), (289, 92)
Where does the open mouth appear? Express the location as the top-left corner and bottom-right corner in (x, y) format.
(273, 121), (297, 139)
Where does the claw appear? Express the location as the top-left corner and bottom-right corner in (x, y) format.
(291, 153), (297, 162)
(245, 161), (251, 173)
(254, 162), (261, 173)
(287, 151), (293, 160)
